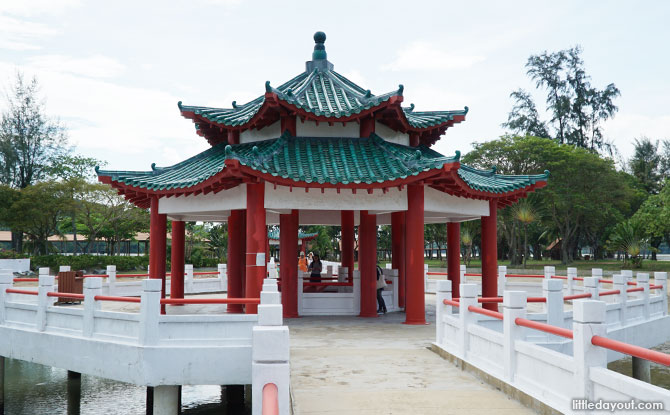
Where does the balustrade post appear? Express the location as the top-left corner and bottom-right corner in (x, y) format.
(613, 274), (627, 326)
(584, 277), (599, 300)
(460, 265), (466, 284)
(0, 269), (13, 324)
(83, 277), (102, 337)
(106, 265), (117, 295)
(252, 283), (289, 415)
(435, 280), (452, 345)
(219, 264), (227, 292)
(567, 267), (577, 296)
(36, 275), (55, 332)
(544, 265), (555, 280)
(458, 284), (478, 358)
(185, 264), (194, 294)
(654, 272), (667, 316)
(543, 279), (564, 331)
(297, 271), (306, 316)
(392, 269), (399, 311)
(424, 264), (429, 293)
(503, 290), (527, 382)
(622, 270), (633, 287)
(497, 266), (506, 297)
(337, 266), (347, 294)
(139, 279), (162, 346)
(353, 270), (361, 315)
(573, 300), (607, 401)
(591, 268), (603, 281)
(638, 273), (650, 320)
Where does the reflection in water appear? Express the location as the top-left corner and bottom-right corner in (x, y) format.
(4, 359), (250, 414)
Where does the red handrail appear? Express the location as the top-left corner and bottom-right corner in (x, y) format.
(443, 299), (459, 307)
(591, 336), (670, 366)
(427, 272), (448, 276)
(83, 274), (109, 278)
(13, 278), (39, 282)
(650, 284), (664, 290)
(478, 297), (503, 303)
(47, 292), (85, 300)
(506, 274), (544, 278)
(627, 287), (644, 293)
(599, 289), (620, 297)
(515, 317), (573, 339)
(116, 273), (150, 278)
(262, 383), (279, 415)
(94, 295), (141, 303)
(302, 282), (352, 287)
(551, 275), (567, 280)
(6, 288), (38, 295)
(467, 305), (503, 320)
(564, 293), (592, 301)
(193, 272), (219, 276)
(160, 298), (260, 305)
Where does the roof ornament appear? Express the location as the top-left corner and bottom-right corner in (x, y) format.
(225, 145), (233, 156)
(544, 169), (551, 177)
(232, 101), (237, 108)
(252, 146), (260, 157)
(306, 31), (334, 71)
(414, 150), (422, 160)
(265, 81), (273, 93)
(151, 163), (157, 171)
(177, 101), (182, 109)
(364, 90), (372, 98)
(397, 84), (404, 95)
(408, 103), (415, 112)
(454, 150), (461, 160)
(464, 106), (469, 114)
(491, 166), (497, 174)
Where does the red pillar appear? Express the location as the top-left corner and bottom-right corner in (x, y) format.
(245, 182), (267, 314)
(409, 132), (420, 147)
(360, 116), (375, 137)
(281, 115), (297, 135)
(170, 220), (185, 301)
(227, 130), (239, 144)
(359, 210), (377, 317)
(149, 196), (167, 314)
(227, 210), (245, 313)
(481, 199), (498, 311)
(447, 222), (461, 298)
(280, 210), (299, 317)
(391, 211), (406, 308)
(405, 184), (426, 325)
(341, 210), (355, 282)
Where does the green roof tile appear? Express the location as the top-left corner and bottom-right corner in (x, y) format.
(268, 230), (318, 241)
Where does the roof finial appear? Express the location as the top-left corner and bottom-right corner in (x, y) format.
(312, 31), (327, 60)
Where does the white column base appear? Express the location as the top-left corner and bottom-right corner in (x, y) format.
(153, 385), (180, 415)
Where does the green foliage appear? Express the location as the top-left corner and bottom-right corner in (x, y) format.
(31, 254), (149, 272)
(629, 137), (662, 194)
(606, 221), (648, 268)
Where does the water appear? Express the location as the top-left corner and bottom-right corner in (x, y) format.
(608, 341), (670, 390)
(3, 359), (249, 415)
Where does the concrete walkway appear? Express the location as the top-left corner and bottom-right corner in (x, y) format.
(287, 295), (536, 415)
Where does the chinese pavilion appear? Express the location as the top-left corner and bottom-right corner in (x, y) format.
(97, 32), (548, 323)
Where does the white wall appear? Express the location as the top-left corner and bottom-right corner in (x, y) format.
(240, 121), (281, 143)
(374, 122), (409, 145)
(296, 120), (359, 138)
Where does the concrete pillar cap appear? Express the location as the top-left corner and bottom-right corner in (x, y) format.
(637, 273), (650, 283)
(84, 277), (103, 289)
(436, 279), (452, 292)
(142, 278), (162, 292)
(542, 278), (563, 291)
(460, 283), (477, 298)
(503, 290), (527, 308)
(583, 277), (598, 288)
(38, 275), (55, 286)
(573, 300), (606, 324)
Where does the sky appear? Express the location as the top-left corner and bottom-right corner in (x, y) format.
(1, 0), (669, 171)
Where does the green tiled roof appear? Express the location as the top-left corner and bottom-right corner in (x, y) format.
(458, 165), (549, 194)
(96, 133), (459, 191)
(268, 230), (318, 241)
(96, 133), (548, 197)
(403, 106), (469, 129)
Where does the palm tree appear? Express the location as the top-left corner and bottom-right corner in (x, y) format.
(512, 199), (539, 268)
(607, 221), (648, 268)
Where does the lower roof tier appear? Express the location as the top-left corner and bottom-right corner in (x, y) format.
(96, 133), (549, 209)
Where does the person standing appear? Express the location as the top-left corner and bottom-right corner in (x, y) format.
(308, 253), (323, 283)
(376, 264), (387, 314)
(298, 251), (308, 273)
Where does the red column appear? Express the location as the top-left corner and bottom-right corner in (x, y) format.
(280, 210), (299, 317)
(447, 222), (461, 298)
(481, 199), (498, 311)
(227, 130), (239, 144)
(409, 132), (420, 147)
(341, 210), (355, 282)
(281, 115), (297, 135)
(405, 184), (426, 325)
(358, 210), (377, 317)
(170, 220), (185, 301)
(360, 116), (375, 137)
(227, 210), (245, 313)
(391, 211), (406, 308)
(245, 182), (267, 314)
(149, 196), (167, 314)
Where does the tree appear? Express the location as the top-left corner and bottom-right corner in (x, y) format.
(0, 73), (69, 252)
(505, 47), (620, 153)
(512, 198), (540, 268)
(631, 179), (670, 260)
(607, 220), (648, 268)
(629, 137), (661, 194)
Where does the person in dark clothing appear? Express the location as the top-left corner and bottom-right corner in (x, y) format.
(308, 253), (323, 283)
(376, 264), (387, 314)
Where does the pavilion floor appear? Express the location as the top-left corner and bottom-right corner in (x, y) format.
(287, 294), (536, 415)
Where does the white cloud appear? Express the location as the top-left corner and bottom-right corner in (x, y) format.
(27, 54), (126, 79)
(0, 15), (58, 50)
(604, 113), (670, 159)
(382, 41), (485, 72)
(0, 0), (81, 17)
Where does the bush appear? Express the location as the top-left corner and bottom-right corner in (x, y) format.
(31, 255), (150, 272)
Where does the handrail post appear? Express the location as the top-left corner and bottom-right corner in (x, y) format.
(458, 284), (478, 358)
(613, 274), (627, 326)
(106, 265), (117, 295)
(573, 300), (607, 401)
(654, 272), (667, 316)
(435, 280), (452, 346)
(185, 264), (194, 293)
(83, 277), (103, 337)
(460, 265), (466, 284)
(497, 265), (506, 297)
(503, 290), (527, 382)
(0, 269), (13, 324)
(253, 280), (289, 415)
(544, 279), (564, 330)
(424, 264), (429, 293)
(638, 273), (650, 320)
(218, 264), (227, 292)
(392, 269), (399, 311)
(584, 277), (599, 300)
(59, 265), (71, 273)
(353, 270), (360, 315)
(337, 266), (347, 293)
(567, 267), (577, 296)
(139, 279), (162, 346)
(622, 270), (633, 286)
(36, 275), (55, 332)
(297, 271), (306, 316)
(544, 265), (555, 280)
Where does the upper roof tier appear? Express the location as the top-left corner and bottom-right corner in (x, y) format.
(178, 32), (468, 147)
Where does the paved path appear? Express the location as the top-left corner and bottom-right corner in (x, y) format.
(287, 294), (536, 415)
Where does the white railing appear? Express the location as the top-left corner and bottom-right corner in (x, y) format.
(0, 268), (289, 415)
(434, 281), (670, 414)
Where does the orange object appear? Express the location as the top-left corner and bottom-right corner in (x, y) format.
(298, 257), (308, 273)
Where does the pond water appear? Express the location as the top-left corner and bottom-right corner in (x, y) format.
(608, 341), (670, 390)
(2, 359), (249, 415)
